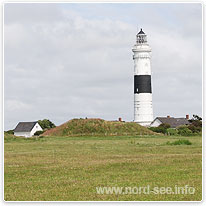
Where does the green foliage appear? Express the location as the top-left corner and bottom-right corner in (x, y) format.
(188, 114), (202, 134)
(148, 121), (201, 136)
(34, 130), (44, 136)
(177, 125), (193, 136)
(166, 139), (192, 145)
(149, 123), (170, 134)
(149, 126), (166, 134)
(167, 128), (178, 136)
(4, 132), (16, 141)
(159, 123), (170, 129)
(5, 130), (14, 134)
(38, 119), (56, 130)
(188, 124), (201, 133)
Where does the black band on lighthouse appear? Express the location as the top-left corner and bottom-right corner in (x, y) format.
(134, 75), (152, 94)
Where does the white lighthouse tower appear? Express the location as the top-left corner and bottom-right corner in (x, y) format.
(132, 28), (153, 126)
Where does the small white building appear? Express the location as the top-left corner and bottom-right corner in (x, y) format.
(14, 121), (43, 137)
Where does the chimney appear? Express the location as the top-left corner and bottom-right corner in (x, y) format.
(119, 117), (122, 122)
(186, 114), (189, 120)
(167, 115), (170, 118)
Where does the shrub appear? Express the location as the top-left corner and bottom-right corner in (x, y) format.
(34, 130), (44, 136)
(149, 123), (171, 134)
(5, 130), (14, 134)
(167, 128), (178, 136)
(177, 125), (192, 136)
(159, 123), (170, 129)
(188, 124), (201, 133)
(149, 125), (167, 134)
(166, 139), (192, 145)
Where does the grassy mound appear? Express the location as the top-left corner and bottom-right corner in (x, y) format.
(43, 118), (156, 137)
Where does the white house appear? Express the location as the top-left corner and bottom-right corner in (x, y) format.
(150, 115), (190, 128)
(14, 121), (43, 137)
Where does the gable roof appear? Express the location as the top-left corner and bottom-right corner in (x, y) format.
(14, 122), (38, 132)
(153, 117), (190, 128)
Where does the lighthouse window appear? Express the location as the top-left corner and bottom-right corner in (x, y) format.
(137, 35), (147, 44)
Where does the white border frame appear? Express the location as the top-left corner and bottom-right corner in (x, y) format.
(1, 1), (205, 205)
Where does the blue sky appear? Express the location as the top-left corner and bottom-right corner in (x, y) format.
(4, 3), (202, 130)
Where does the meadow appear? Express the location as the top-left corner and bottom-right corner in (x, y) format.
(4, 134), (202, 201)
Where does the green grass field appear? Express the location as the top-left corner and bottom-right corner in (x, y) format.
(4, 134), (202, 201)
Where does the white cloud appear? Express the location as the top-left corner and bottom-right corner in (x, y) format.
(5, 100), (32, 111)
(4, 3), (202, 130)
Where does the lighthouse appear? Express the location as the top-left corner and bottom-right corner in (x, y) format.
(132, 28), (153, 126)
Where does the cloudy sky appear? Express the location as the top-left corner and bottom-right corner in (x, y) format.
(4, 3), (202, 130)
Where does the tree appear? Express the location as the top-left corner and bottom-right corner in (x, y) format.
(38, 119), (56, 130)
(189, 115), (202, 121)
(188, 115), (202, 133)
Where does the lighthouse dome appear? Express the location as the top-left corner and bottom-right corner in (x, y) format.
(138, 28), (145, 35)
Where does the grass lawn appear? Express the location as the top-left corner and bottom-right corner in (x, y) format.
(4, 135), (202, 201)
